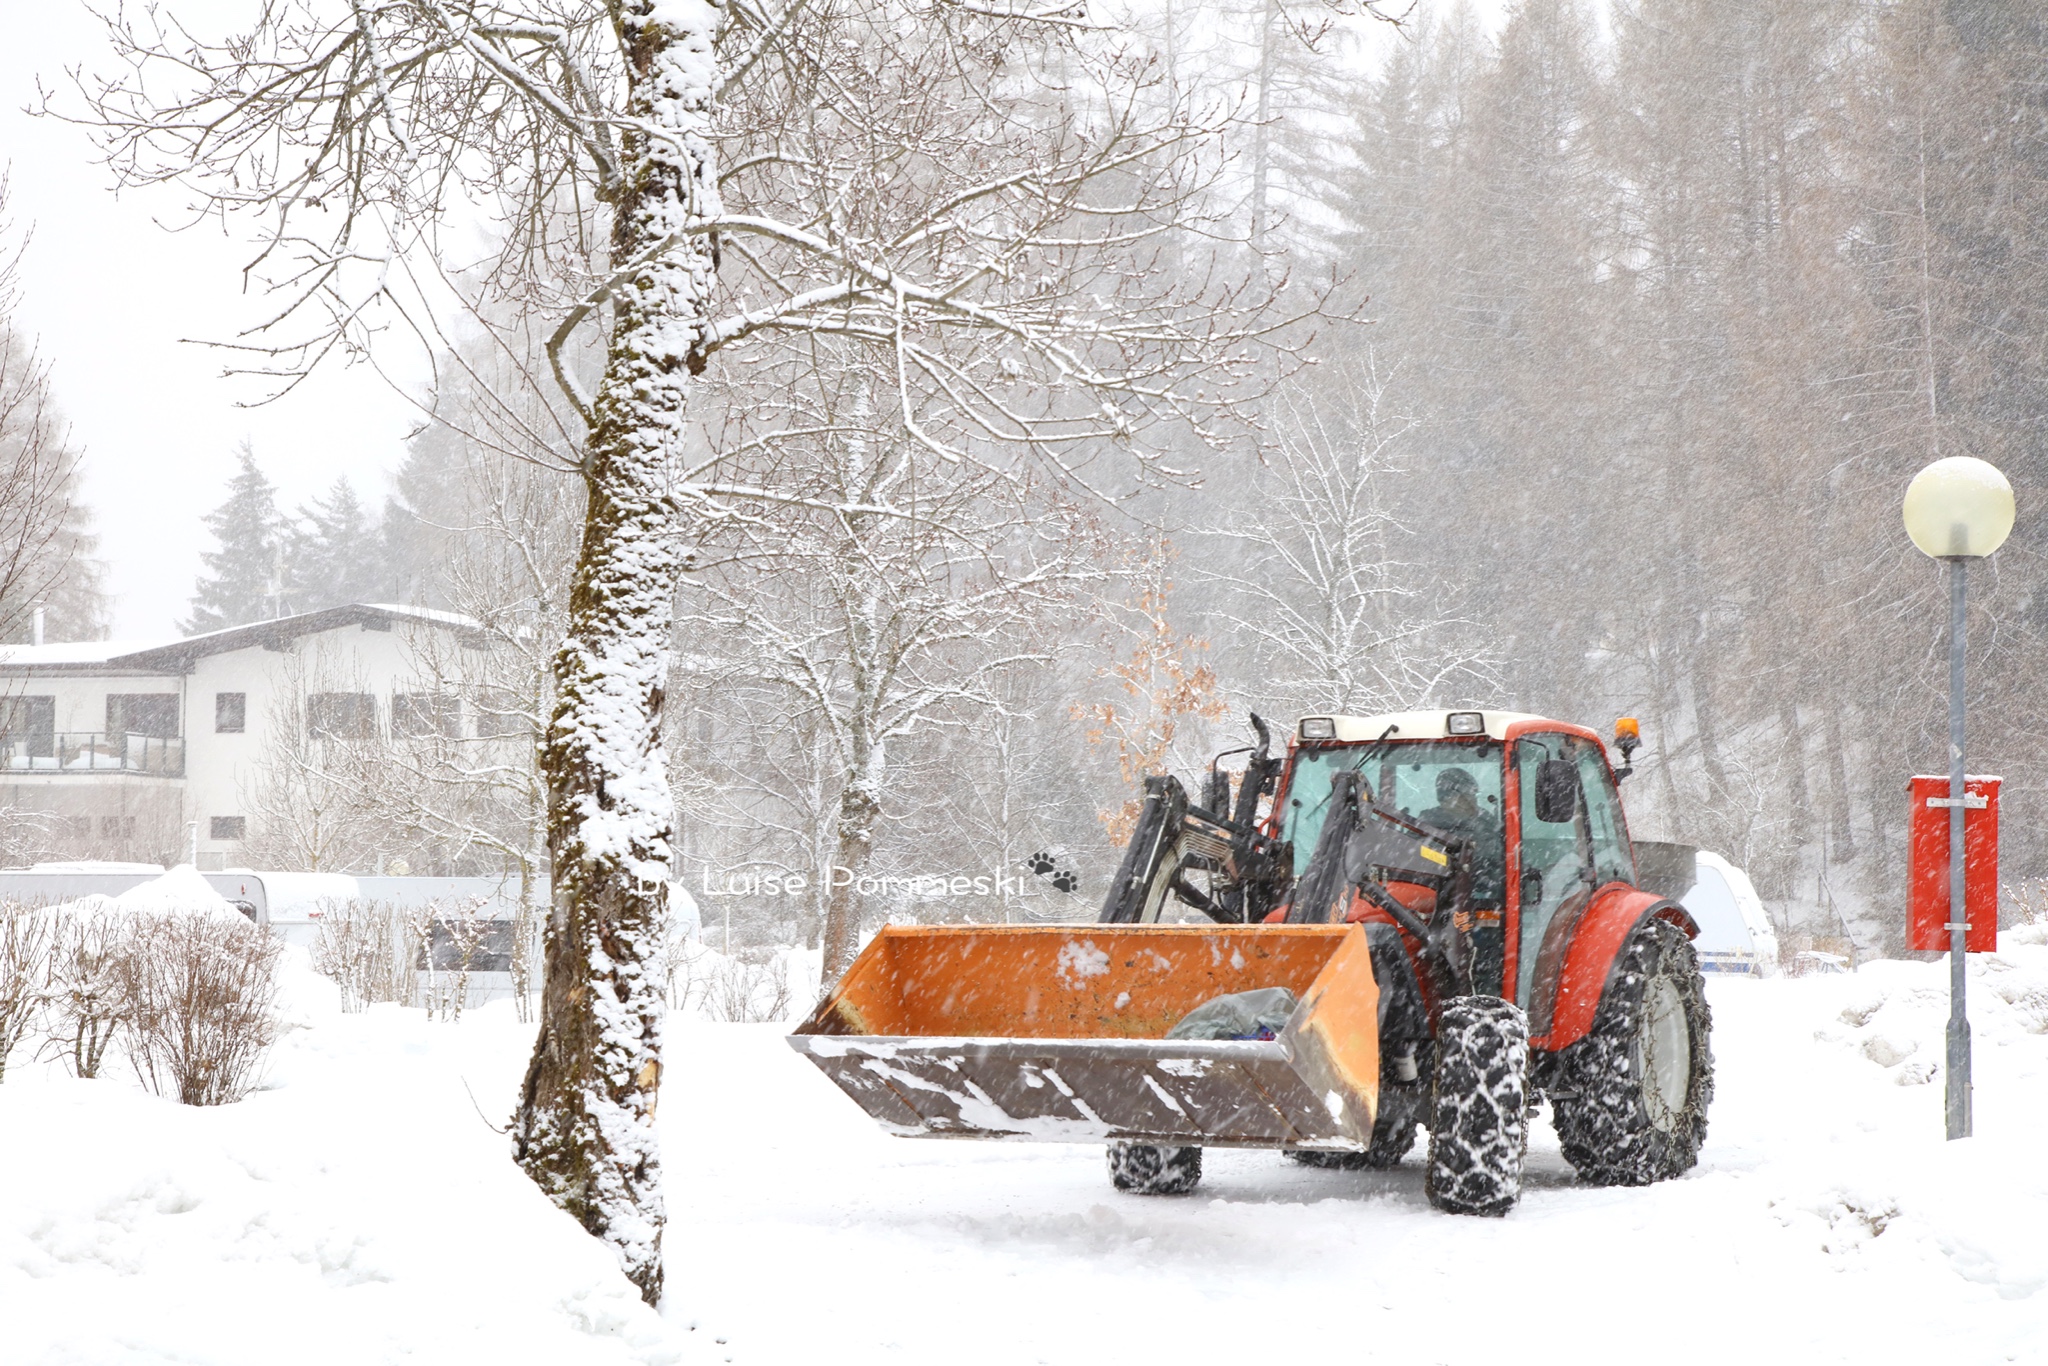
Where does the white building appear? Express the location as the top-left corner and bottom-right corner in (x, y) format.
(0, 604), (501, 869)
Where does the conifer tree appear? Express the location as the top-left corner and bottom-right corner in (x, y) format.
(286, 477), (387, 611)
(0, 182), (108, 645)
(184, 444), (282, 634)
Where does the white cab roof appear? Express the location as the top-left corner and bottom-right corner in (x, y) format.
(1295, 709), (1555, 743)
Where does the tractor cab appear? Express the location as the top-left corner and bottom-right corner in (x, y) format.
(1269, 710), (1638, 1009)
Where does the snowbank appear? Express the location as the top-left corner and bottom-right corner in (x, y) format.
(6, 936), (2048, 1363)
(108, 864), (248, 922)
(40, 865), (253, 926)
(0, 980), (699, 1365)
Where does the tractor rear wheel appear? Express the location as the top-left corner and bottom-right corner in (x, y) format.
(1424, 996), (1529, 1216)
(1107, 1143), (1203, 1195)
(1551, 917), (1713, 1186)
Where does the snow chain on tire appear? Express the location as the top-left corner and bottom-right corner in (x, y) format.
(1550, 917), (1714, 1186)
(1107, 1143), (1203, 1195)
(1425, 996), (1529, 1217)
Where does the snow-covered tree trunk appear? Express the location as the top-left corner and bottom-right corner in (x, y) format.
(821, 743), (882, 982)
(819, 520), (882, 982)
(511, 0), (721, 1307)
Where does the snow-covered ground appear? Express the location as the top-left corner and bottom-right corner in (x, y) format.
(7, 935), (2048, 1365)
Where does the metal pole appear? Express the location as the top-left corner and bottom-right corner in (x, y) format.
(1946, 556), (1972, 1140)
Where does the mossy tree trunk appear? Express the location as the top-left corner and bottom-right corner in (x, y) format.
(511, 0), (721, 1308)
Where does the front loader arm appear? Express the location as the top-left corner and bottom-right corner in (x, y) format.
(1097, 774), (1291, 925)
(1099, 775), (1190, 923)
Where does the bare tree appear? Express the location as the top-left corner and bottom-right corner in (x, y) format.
(925, 665), (1100, 923)
(0, 902), (54, 1082)
(72, 0), (1285, 1298)
(1202, 361), (1497, 717)
(680, 404), (1099, 979)
(45, 907), (125, 1078)
(120, 912), (284, 1107)
(241, 653), (393, 873)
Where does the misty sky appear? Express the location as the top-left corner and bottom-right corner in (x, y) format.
(1, 3), (427, 641)
(0, 0), (1502, 642)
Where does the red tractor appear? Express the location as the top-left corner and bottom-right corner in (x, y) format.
(793, 709), (1712, 1217)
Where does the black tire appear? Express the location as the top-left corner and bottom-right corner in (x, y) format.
(1551, 917), (1714, 1186)
(1287, 1117), (1416, 1171)
(1107, 1143), (1203, 1195)
(1286, 1083), (1422, 1171)
(1424, 996), (1529, 1217)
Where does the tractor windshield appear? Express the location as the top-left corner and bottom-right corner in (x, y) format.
(1279, 741), (1507, 906)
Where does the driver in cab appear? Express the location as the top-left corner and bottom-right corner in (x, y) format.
(1419, 767), (1507, 925)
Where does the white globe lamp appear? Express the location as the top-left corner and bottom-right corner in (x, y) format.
(1903, 455), (2015, 559)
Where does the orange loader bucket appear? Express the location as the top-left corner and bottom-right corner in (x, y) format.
(788, 924), (1382, 1151)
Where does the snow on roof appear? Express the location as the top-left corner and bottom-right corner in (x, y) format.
(25, 860), (168, 875)
(0, 603), (492, 676)
(0, 640), (174, 669)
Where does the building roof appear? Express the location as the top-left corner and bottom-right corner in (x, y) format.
(0, 603), (490, 676)
(0, 640), (175, 670)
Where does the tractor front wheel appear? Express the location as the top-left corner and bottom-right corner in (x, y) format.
(1550, 917), (1714, 1186)
(1424, 996), (1529, 1216)
(1107, 1143), (1203, 1195)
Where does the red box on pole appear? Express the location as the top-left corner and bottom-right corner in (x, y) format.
(1906, 774), (1999, 953)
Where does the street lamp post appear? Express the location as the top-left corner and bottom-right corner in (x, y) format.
(1902, 455), (2016, 1141)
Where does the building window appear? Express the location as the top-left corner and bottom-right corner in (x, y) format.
(215, 692), (247, 733)
(391, 692), (461, 738)
(0, 695), (55, 760)
(107, 694), (180, 739)
(307, 692), (377, 739)
(472, 687), (527, 740)
(210, 816), (247, 841)
(98, 815), (136, 841)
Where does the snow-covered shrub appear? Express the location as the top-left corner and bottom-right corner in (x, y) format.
(415, 898), (492, 1023)
(311, 899), (419, 1012)
(0, 901), (56, 1082)
(509, 894), (543, 1025)
(43, 907), (125, 1078)
(709, 953), (793, 1024)
(2006, 877), (2048, 928)
(119, 912), (283, 1106)
(668, 941), (804, 1023)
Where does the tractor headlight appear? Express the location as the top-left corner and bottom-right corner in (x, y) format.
(1299, 717), (1336, 740)
(1447, 711), (1485, 736)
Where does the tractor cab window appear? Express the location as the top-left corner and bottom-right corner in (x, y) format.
(1514, 733), (1634, 1005)
(1279, 741), (1506, 908)
(1575, 744), (1635, 887)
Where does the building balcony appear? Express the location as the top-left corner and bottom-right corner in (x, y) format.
(0, 733), (185, 777)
